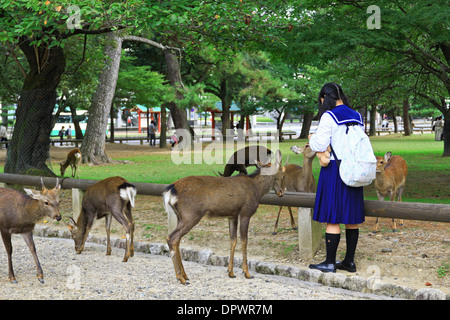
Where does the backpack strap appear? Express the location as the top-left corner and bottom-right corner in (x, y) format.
(330, 144), (341, 169)
(330, 122), (360, 165)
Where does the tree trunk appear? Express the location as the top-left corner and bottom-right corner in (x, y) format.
(219, 80), (231, 138)
(81, 32), (122, 164)
(369, 105), (377, 136)
(164, 50), (189, 131)
(69, 104), (84, 139)
(277, 111), (286, 142)
(402, 98), (412, 136)
(160, 104), (167, 148)
(5, 39), (66, 176)
(299, 111), (313, 139)
(443, 117), (450, 157)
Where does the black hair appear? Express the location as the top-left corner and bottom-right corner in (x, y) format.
(317, 83), (351, 118)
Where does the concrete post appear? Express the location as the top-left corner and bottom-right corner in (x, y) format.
(71, 188), (84, 221)
(298, 207), (323, 260)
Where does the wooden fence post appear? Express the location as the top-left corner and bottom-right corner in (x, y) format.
(298, 207), (322, 260)
(71, 188), (84, 221)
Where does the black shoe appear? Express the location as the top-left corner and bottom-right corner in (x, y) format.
(309, 262), (336, 273)
(336, 261), (357, 272)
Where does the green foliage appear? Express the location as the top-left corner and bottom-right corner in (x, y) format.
(116, 54), (173, 108)
(437, 262), (449, 279)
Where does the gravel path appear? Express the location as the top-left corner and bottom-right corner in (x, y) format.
(0, 234), (391, 301)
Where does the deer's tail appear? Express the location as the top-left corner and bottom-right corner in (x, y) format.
(119, 182), (137, 208)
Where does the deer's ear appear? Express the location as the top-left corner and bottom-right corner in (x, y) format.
(384, 151), (392, 162)
(24, 188), (42, 200)
(275, 150), (282, 165)
(68, 217), (77, 229)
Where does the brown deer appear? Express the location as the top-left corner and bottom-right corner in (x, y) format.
(374, 152), (408, 232)
(68, 176), (137, 262)
(272, 144), (317, 234)
(0, 179), (61, 283)
(163, 150), (285, 284)
(60, 148), (81, 178)
(219, 145), (272, 176)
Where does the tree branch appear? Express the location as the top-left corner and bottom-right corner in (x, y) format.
(122, 35), (179, 51)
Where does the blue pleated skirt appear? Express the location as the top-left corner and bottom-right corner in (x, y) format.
(313, 160), (365, 224)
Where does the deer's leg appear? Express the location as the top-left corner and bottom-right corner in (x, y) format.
(273, 206), (283, 235)
(168, 230), (188, 284)
(112, 213), (133, 262)
(78, 209), (95, 254)
(374, 194), (383, 232)
(167, 214), (201, 284)
(392, 219), (397, 232)
(288, 206), (297, 230)
(227, 218), (238, 278)
(1, 231), (17, 283)
(105, 213), (112, 256)
(239, 215), (253, 279)
(123, 203), (135, 257)
(21, 232), (44, 283)
(389, 191), (398, 232)
(374, 218), (380, 232)
(397, 187), (405, 227)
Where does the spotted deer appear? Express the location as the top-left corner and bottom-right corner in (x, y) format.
(163, 150), (285, 284)
(68, 176), (137, 262)
(60, 148), (81, 178)
(272, 144), (316, 234)
(0, 179), (61, 283)
(374, 152), (408, 232)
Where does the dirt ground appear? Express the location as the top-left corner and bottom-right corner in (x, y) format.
(1, 143), (449, 295)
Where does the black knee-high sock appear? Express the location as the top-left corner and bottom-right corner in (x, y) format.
(343, 229), (359, 263)
(324, 233), (340, 264)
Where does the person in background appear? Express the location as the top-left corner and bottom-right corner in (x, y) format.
(148, 121), (157, 147)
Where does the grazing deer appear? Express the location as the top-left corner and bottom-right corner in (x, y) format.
(0, 178), (61, 283)
(68, 176), (137, 262)
(60, 148), (81, 178)
(219, 145), (272, 176)
(374, 152), (408, 232)
(272, 144), (316, 235)
(163, 150), (285, 284)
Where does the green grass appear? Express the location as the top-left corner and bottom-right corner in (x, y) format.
(1, 133), (448, 204)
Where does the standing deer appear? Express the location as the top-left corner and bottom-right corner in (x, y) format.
(272, 144), (316, 235)
(0, 179), (61, 283)
(163, 150), (285, 284)
(219, 145), (272, 176)
(68, 176), (137, 262)
(374, 152), (408, 232)
(60, 148), (81, 178)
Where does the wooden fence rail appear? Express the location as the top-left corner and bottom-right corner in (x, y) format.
(1, 173), (449, 259)
(1, 174), (448, 223)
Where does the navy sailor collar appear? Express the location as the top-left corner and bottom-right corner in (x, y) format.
(326, 105), (363, 125)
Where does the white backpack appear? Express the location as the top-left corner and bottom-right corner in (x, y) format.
(330, 123), (377, 187)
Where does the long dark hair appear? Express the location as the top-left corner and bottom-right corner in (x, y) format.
(317, 83), (351, 118)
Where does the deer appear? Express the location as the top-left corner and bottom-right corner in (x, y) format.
(163, 149), (285, 285)
(68, 176), (137, 262)
(374, 151), (408, 232)
(218, 145), (272, 177)
(60, 148), (81, 178)
(0, 178), (61, 283)
(272, 144), (317, 235)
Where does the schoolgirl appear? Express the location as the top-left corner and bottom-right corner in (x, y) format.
(308, 83), (365, 273)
